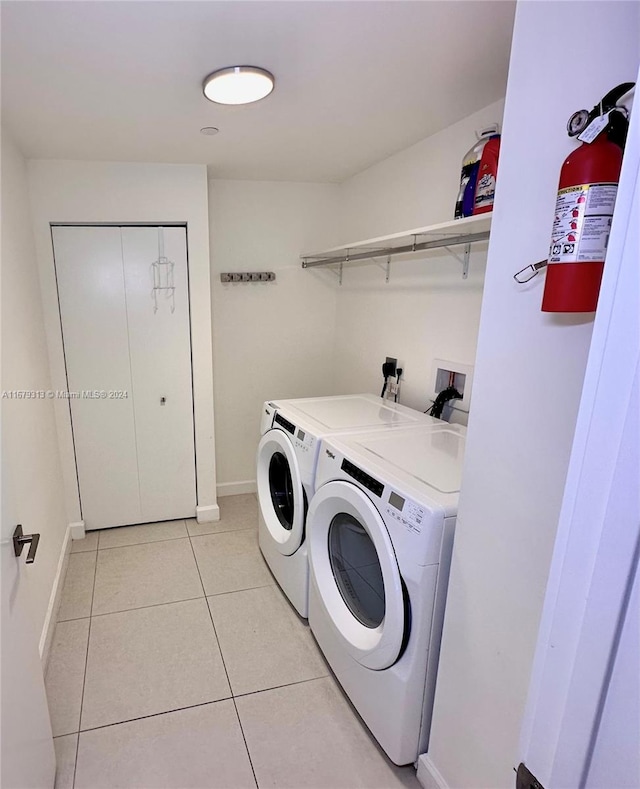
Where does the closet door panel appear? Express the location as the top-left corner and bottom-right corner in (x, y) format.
(52, 226), (142, 529)
(121, 227), (196, 522)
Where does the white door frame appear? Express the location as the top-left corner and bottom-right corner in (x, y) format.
(28, 162), (219, 527)
(518, 71), (640, 787)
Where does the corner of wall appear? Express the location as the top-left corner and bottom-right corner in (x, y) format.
(2, 131), (71, 643)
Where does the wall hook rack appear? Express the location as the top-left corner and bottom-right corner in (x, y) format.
(220, 272), (276, 283)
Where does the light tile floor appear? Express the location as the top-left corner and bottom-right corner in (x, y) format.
(47, 494), (420, 789)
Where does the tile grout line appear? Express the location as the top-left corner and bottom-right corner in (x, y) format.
(71, 673), (331, 736)
(97, 533), (190, 552)
(72, 544), (99, 789)
(204, 582), (274, 600)
(186, 529), (260, 789)
(188, 524), (256, 539)
(75, 697), (234, 735)
(68, 674), (329, 736)
(231, 674), (330, 701)
(92, 522), (256, 552)
(57, 614), (91, 624)
(90, 594), (206, 620)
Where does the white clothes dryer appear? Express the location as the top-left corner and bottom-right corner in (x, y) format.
(256, 394), (436, 617)
(307, 422), (466, 765)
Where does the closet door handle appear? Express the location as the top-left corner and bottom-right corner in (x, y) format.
(13, 525), (40, 564)
(160, 396), (166, 405)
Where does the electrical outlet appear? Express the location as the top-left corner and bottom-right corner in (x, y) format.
(431, 359), (474, 413)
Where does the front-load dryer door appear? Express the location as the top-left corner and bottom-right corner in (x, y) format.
(308, 480), (405, 670)
(257, 429), (306, 556)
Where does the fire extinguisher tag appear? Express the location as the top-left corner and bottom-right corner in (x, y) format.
(577, 110), (612, 144)
(548, 183), (618, 264)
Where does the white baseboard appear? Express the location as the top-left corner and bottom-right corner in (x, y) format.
(417, 754), (449, 789)
(196, 504), (220, 523)
(39, 524), (73, 670)
(217, 480), (257, 497)
(69, 520), (85, 539)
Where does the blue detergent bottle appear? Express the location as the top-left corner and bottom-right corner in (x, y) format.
(454, 125), (499, 219)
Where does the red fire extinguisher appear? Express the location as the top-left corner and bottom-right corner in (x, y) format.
(541, 83), (634, 313)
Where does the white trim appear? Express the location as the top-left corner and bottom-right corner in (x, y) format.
(196, 504), (220, 523)
(416, 754), (449, 789)
(69, 520), (85, 540)
(216, 480), (256, 497)
(39, 524), (73, 670)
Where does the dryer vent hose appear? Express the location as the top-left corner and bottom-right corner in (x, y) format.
(427, 386), (462, 419)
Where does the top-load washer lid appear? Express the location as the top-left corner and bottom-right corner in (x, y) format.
(355, 426), (465, 495)
(279, 394), (431, 432)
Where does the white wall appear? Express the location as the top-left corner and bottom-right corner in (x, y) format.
(421, 3), (640, 788)
(207, 101), (506, 488)
(27, 160), (218, 523)
(1, 130), (68, 644)
(208, 179), (340, 492)
(337, 99), (505, 242)
(330, 254), (486, 418)
(518, 82), (640, 789)
(332, 101), (505, 417)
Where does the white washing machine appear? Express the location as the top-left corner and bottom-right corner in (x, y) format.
(307, 422), (466, 765)
(256, 394), (436, 618)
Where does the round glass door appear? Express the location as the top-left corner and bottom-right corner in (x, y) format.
(308, 479), (405, 670)
(328, 513), (385, 628)
(269, 451), (294, 530)
(257, 428), (305, 556)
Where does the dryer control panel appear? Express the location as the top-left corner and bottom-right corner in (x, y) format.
(274, 413), (315, 456)
(268, 409), (318, 487)
(384, 488), (444, 566)
(293, 427), (315, 456)
(386, 491), (425, 534)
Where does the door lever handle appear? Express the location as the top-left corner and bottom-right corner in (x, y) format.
(13, 525), (40, 564)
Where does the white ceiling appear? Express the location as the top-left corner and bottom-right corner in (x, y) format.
(1, 1), (515, 183)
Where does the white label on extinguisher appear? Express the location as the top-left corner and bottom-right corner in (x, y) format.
(548, 182), (618, 264)
(577, 111), (612, 144)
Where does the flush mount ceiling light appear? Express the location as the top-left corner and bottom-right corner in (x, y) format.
(202, 66), (274, 105)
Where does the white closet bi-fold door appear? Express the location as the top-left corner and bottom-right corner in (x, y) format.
(53, 226), (196, 530)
